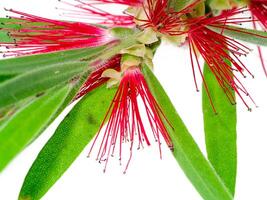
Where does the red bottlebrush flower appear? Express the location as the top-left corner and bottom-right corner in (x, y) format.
(186, 9), (261, 112)
(58, 0), (142, 27)
(139, 0), (202, 35)
(249, 0), (267, 29)
(75, 55), (121, 99)
(89, 67), (173, 173)
(0, 9), (113, 56)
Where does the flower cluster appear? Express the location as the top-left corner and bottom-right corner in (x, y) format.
(88, 66), (173, 173)
(1, 0), (266, 171)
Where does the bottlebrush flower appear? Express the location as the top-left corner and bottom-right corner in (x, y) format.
(0, 9), (113, 56)
(186, 8), (261, 112)
(88, 66), (173, 173)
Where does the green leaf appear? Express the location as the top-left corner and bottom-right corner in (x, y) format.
(202, 63), (237, 195)
(0, 47), (105, 76)
(209, 26), (267, 46)
(0, 61), (88, 108)
(0, 45), (106, 171)
(0, 46), (107, 109)
(19, 85), (116, 200)
(0, 85), (71, 172)
(0, 47), (104, 168)
(142, 65), (233, 200)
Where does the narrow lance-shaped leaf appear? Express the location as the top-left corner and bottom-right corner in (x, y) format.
(209, 26), (267, 46)
(0, 46), (105, 76)
(0, 45), (108, 109)
(0, 47), (105, 171)
(202, 63), (237, 195)
(0, 61), (88, 108)
(142, 65), (233, 200)
(0, 85), (71, 172)
(19, 85), (116, 200)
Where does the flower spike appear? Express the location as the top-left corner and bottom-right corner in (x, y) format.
(89, 67), (173, 173)
(1, 9), (113, 56)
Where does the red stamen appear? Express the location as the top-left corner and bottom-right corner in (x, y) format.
(88, 67), (173, 173)
(0, 9), (112, 56)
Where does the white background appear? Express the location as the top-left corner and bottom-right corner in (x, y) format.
(0, 0), (267, 199)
